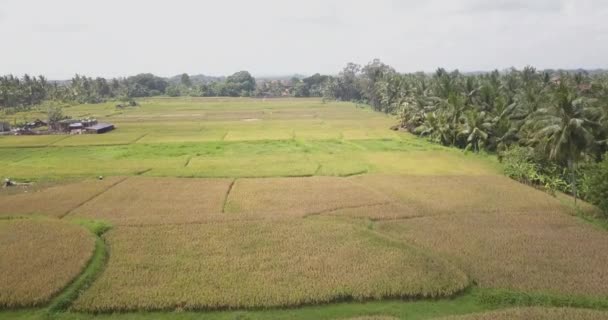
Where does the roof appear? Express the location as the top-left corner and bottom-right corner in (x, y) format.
(86, 123), (114, 131)
(69, 122), (83, 128)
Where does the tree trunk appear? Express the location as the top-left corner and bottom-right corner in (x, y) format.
(569, 159), (577, 205)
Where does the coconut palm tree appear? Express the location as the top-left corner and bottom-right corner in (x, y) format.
(459, 110), (493, 152)
(529, 83), (600, 203)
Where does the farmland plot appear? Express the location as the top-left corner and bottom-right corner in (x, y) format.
(339, 175), (566, 220)
(72, 217), (468, 311)
(179, 154), (319, 178)
(376, 212), (608, 296)
(0, 218), (95, 308)
(69, 177), (232, 225)
(52, 133), (145, 146)
(0, 135), (68, 148)
(224, 177), (390, 217)
(0, 177), (124, 218)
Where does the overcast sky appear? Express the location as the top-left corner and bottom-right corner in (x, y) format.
(1, 0), (607, 79)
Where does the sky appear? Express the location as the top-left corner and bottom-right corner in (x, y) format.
(0, 0), (607, 79)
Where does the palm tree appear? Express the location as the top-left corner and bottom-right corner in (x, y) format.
(459, 110), (492, 152)
(529, 83), (600, 203)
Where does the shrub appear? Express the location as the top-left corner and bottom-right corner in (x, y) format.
(583, 156), (608, 216)
(500, 146), (568, 196)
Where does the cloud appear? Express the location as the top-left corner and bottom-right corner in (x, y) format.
(31, 23), (89, 33)
(465, 0), (563, 13)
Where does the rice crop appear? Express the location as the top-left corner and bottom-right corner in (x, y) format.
(0, 135), (67, 148)
(224, 176), (390, 217)
(366, 151), (500, 175)
(183, 153), (319, 178)
(52, 133), (144, 146)
(0, 218), (95, 308)
(342, 175), (566, 220)
(376, 211), (608, 296)
(69, 177), (232, 225)
(71, 217), (468, 311)
(0, 177), (124, 218)
(439, 307), (608, 320)
(345, 317), (399, 320)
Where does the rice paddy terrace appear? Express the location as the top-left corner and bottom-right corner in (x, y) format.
(1, 98), (607, 320)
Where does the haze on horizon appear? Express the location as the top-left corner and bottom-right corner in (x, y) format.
(0, 0), (607, 79)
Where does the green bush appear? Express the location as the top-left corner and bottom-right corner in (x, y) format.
(583, 157), (608, 216)
(500, 146), (568, 196)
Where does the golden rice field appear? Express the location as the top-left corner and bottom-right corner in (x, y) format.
(0, 177), (124, 218)
(376, 211), (608, 296)
(439, 307), (608, 320)
(0, 218), (95, 308)
(71, 217), (468, 311)
(345, 175), (566, 219)
(68, 177), (232, 225)
(224, 176), (390, 217)
(0, 98), (607, 319)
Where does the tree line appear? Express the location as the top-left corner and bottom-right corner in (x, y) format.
(0, 70), (335, 113)
(322, 60), (608, 213)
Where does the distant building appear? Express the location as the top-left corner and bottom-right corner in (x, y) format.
(58, 119), (82, 132)
(85, 123), (115, 134)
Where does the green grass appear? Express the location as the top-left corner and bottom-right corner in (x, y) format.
(0, 292), (493, 320)
(4, 288), (608, 320)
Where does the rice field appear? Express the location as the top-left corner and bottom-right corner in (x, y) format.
(340, 175), (566, 220)
(0, 97), (607, 319)
(71, 217), (468, 311)
(0, 218), (95, 308)
(0, 177), (124, 218)
(224, 177), (389, 217)
(439, 307), (608, 320)
(376, 212), (608, 296)
(68, 177), (232, 225)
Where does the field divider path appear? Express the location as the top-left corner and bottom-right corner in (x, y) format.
(303, 201), (393, 218)
(222, 178), (237, 213)
(183, 156), (193, 168)
(130, 132), (149, 144)
(47, 135), (71, 146)
(59, 177), (130, 219)
(135, 168), (152, 176)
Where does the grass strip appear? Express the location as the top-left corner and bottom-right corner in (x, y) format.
(477, 288), (608, 310)
(46, 220), (111, 313)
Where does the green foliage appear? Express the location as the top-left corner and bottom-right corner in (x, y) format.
(46, 105), (67, 130)
(500, 146), (568, 195)
(69, 219), (112, 236)
(582, 156), (608, 215)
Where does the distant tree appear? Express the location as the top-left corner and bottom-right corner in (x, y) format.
(302, 73), (329, 97)
(180, 73), (192, 87)
(360, 59), (395, 110)
(225, 71), (256, 96)
(166, 85), (181, 97)
(47, 105), (66, 131)
(127, 73), (169, 97)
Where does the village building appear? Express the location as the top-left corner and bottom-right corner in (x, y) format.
(85, 123), (115, 134)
